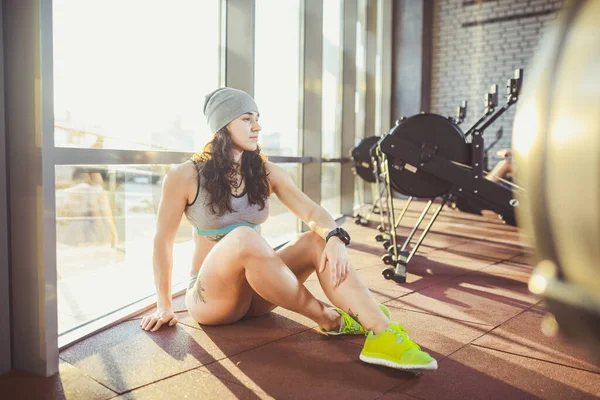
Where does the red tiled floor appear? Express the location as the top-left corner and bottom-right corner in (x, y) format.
(509, 251), (536, 266)
(391, 345), (600, 400)
(60, 320), (257, 394)
(379, 393), (421, 400)
(385, 272), (539, 325)
(442, 240), (522, 262)
(116, 369), (259, 400)
(0, 360), (116, 400)
(184, 307), (315, 349)
(199, 330), (418, 400)
(478, 260), (535, 284)
(473, 304), (600, 374)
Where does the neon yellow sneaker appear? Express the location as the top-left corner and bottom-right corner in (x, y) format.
(360, 321), (438, 370)
(320, 304), (391, 336)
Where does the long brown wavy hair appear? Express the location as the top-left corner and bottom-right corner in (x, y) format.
(192, 126), (270, 216)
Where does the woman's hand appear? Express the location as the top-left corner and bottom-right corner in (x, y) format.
(318, 237), (350, 289)
(140, 308), (179, 332)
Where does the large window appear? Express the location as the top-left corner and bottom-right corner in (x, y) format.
(254, 0), (302, 157)
(53, 0), (222, 335)
(321, 0), (343, 216)
(53, 0), (221, 153)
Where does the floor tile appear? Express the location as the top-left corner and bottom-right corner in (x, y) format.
(116, 369), (260, 400)
(378, 393), (421, 400)
(392, 247), (501, 291)
(386, 272), (538, 325)
(182, 307), (315, 349)
(473, 305), (600, 373)
(509, 252), (536, 266)
(478, 261), (535, 284)
(60, 320), (256, 394)
(393, 345), (600, 400)
(0, 360), (116, 400)
(200, 330), (419, 400)
(444, 240), (523, 262)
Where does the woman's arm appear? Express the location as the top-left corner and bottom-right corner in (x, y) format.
(266, 162), (349, 287)
(266, 162), (337, 239)
(141, 163), (191, 331)
(153, 165), (190, 308)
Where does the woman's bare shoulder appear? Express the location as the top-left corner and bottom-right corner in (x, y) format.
(265, 161), (286, 178)
(164, 160), (198, 187)
(264, 161), (294, 191)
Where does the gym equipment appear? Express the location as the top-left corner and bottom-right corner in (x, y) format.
(378, 69), (525, 283)
(375, 103), (470, 255)
(512, 0), (600, 361)
(350, 136), (384, 226)
(449, 127), (505, 215)
(484, 127), (504, 171)
(449, 100), (468, 126)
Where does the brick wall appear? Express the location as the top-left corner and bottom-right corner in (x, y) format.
(430, 0), (564, 166)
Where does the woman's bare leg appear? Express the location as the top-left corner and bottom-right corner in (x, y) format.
(186, 226), (341, 330)
(244, 231), (326, 316)
(245, 231), (390, 334)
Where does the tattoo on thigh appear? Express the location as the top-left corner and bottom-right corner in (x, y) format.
(348, 308), (360, 324)
(187, 277), (196, 292)
(193, 280), (207, 304)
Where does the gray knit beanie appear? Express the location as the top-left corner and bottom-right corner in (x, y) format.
(203, 87), (259, 134)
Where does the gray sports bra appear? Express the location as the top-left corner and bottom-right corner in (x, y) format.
(184, 160), (269, 239)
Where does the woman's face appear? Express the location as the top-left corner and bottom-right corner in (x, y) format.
(227, 112), (261, 152)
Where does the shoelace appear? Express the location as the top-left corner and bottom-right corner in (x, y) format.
(389, 324), (421, 350)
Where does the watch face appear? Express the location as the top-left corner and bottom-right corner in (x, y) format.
(339, 228), (350, 243)
(328, 228), (350, 244)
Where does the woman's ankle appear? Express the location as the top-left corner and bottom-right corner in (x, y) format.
(319, 308), (341, 332)
(370, 321), (390, 335)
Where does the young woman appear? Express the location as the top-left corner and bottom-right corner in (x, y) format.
(140, 87), (437, 371)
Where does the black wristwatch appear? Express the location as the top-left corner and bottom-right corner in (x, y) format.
(326, 227), (351, 246)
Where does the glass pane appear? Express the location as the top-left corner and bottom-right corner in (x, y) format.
(321, 163), (341, 216)
(56, 165), (180, 334)
(355, 0), (367, 142)
(53, 0), (221, 152)
(322, 0), (343, 159)
(55, 162), (300, 334)
(254, 0), (301, 157)
(262, 163), (302, 244)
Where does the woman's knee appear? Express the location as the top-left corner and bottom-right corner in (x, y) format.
(296, 231), (326, 266)
(226, 226), (274, 258)
(300, 231), (325, 249)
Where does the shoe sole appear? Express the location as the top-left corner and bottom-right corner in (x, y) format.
(359, 354), (438, 371)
